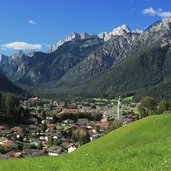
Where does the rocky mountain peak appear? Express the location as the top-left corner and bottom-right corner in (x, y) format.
(111, 24), (131, 35)
(48, 24), (140, 53)
(48, 32), (79, 53)
(145, 17), (171, 34)
(48, 32), (95, 53)
(162, 17), (171, 25)
(132, 29), (143, 34)
(65, 32), (80, 41)
(99, 24), (135, 41)
(11, 50), (25, 60)
(80, 32), (90, 39)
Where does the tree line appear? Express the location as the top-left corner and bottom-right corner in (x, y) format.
(0, 93), (28, 122)
(138, 96), (171, 117)
(53, 112), (103, 123)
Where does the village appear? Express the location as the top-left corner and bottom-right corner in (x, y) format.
(0, 96), (139, 160)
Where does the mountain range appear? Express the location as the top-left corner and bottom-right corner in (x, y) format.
(0, 17), (171, 99)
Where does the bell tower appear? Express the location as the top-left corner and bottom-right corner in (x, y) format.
(117, 96), (122, 120)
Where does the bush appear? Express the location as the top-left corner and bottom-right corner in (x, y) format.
(105, 121), (122, 134)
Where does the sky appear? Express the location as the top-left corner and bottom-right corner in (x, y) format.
(0, 0), (171, 55)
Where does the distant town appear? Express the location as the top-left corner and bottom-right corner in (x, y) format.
(0, 95), (140, 159)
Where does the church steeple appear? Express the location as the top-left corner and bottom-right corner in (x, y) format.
(117, 96), (122, 120)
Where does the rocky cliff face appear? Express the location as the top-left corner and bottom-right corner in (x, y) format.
(60, 30), (141, 85)
(120, 17), (171, 60)
(0, 36), (104, 84)
(98, 24), (140, 41)
(48, 32), (98, 53)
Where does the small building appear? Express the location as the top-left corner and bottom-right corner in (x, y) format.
(2, 140), (16, 148)
(22, 149), (45, 157)
(63, 119), (74, 125)
(68, 146), (76, 153)
(47, 146), (62, 156)
(46, 116), (53, 120)
(77, 119), (89, 126)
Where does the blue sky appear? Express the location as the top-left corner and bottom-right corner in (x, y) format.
(0, 0), (170, 55)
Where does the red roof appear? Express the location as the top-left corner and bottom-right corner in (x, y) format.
(99, 121), (109, 127)
(3, 140), (15, 147)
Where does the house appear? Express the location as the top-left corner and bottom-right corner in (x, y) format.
(13, 152), (22, 158)
(67, 125), (83, 133)
(2, 151), (23, 159)
(30, 141), (39, 146)
(47, 123), (55, 128)
(86, 126), (93, 130)
(63, 119), (74, 125)
(97, 121), (110, 132)
(99, 121), (109, 127)
(77, 118), (89, 126)
(62, 108), (79, 113)
(89, 131), (99, 141)
(2, 140), (16, 148)
(0, 137), (7, 145)
(51, 132), (60, 139)
(45, 128), (61, 139)
(60, 141), (70, 148)
(41, 140), (48, 146)
(68, 145), (76, 153)
(46, 116), (53, 120)
(45, 117), (54, 124)
(39, 136), (48, 141)
(100, 117), (108, 122)
(22, 149), (45, 157)
(47, 146), (62, 156)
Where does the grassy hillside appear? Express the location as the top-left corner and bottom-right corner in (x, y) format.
(1, 114), (171, 171)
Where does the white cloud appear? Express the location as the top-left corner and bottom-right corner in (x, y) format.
(1, 42), (42, 50)
(143, 8), (171, 18)
(28, 19), (36, 25)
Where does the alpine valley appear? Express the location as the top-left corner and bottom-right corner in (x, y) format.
(0, 17), (171, 99)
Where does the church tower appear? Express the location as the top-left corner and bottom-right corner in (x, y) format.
(117, 96), (122, 120)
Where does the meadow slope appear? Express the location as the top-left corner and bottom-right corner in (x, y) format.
(1, 114), (171, 171)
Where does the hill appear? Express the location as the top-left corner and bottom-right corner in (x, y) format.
(1, 114), (171, 171)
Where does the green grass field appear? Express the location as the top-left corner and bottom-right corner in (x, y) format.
(1, 114), (171, 171)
